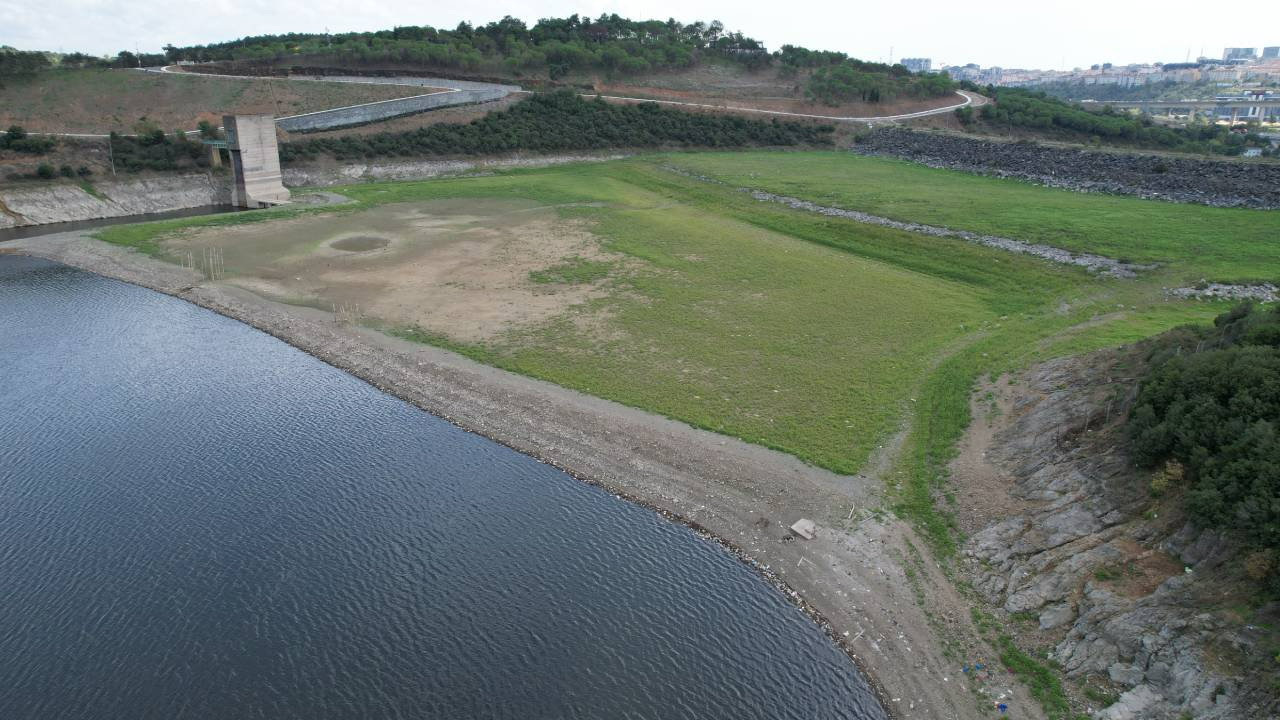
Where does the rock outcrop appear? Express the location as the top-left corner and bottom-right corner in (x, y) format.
(959, 354), (1279, 719)
(855, 127), (1280, 209)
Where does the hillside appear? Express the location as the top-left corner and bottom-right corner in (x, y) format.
(165, 15), (957, 112)
(0, 68), (426, 134)
(954, 86), (1273, 156)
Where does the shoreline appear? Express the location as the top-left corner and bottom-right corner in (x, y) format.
(5, 231), (1043, 720)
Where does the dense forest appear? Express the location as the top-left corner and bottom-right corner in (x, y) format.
(1128, 303), (1280, 588)
(280, 90), (832, 162)
(956, 86), (1271, 155)
(162, 15), (954, 103)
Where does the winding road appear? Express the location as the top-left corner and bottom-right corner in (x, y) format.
(41, 66), (984, 137)
(590, 89), (985, 123)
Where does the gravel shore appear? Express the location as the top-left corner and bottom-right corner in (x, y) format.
(5, 231), (1047, 720)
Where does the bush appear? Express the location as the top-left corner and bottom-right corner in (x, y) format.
(1128, 304), (1280, 551)
(35, 163), (55, 179)
(58, 164), (75, 178)
(281, 90), (833, 162)
(978, 88), (1269, 156)
(0, 125), (55, 154)
(107, 130), (208, 172)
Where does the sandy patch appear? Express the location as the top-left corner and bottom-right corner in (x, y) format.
(165, 199), (628, 343)
(950, 374), (1037, 536)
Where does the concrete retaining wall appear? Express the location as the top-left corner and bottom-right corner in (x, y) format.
(277, 87), (510, 132)
(267, 75), (519, 133)
(0, 174), (230, 228)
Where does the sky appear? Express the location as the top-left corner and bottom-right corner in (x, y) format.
(2, 0), (1273, 70)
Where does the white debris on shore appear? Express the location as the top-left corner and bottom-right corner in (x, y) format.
(1165, 282), (1278, 303)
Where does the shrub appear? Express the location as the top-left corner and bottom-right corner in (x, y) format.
(1128, 304), (1280, 552)
(0, 125), (55, 154)
(281, 90), (833, 162)
(35, 163), (56, 179)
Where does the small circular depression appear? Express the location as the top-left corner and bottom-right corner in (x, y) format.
(331, 236), (390, 252)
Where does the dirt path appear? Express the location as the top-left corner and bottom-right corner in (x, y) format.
(590, 90), (984, 123)
(6, 231), (1045, 720)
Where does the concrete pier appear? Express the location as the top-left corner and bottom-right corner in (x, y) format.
(225, 115), (289, 208)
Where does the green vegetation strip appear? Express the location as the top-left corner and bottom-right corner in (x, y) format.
(667, 151), (1280, 284)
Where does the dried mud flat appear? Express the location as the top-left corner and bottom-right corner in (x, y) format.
(167, 199), (623, 344)
(7, 230), (1049, 720)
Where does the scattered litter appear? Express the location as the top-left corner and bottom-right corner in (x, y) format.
(790, 518), (816, 540)
(997, 703), (1008, 713)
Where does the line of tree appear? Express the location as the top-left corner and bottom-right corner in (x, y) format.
(280, 90), (832, 162)
(957, 86), (1271, 156)
(160, 15), (953, 103)
(107, 121), (210, 172)
(0, 126), (55, 154)
(0, 46), (167, 81)
(163, 16), (767, 80)
(1128, 303), (1280, 589)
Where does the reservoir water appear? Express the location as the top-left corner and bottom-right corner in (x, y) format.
(0, 255), (884, 719)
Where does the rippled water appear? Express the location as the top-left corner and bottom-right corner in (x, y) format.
(0, 255), (884, 720)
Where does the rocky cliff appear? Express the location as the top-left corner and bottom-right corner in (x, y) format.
(955, 352), (1279, 719)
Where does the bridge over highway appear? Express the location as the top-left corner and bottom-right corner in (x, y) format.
(1096, 99), (1280, 111)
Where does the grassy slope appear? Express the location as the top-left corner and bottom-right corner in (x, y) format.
(0, 69), (420, 134)
(98, 153), (1249, 553)
(308, 167), (999, 474)
(666, 151), (1280, 284)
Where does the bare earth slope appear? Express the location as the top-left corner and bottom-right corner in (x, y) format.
(0, 68), (423, 134)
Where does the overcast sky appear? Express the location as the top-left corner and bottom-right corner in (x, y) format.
(2, 0), (1271, 70)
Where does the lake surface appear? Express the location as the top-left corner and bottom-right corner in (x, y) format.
(0, 255), (884, 720)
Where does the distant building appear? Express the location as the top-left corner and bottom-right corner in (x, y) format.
(1223, 47), (1257, 61)
(900, 57), (931, 74)
(1264, 47), (1280, 59)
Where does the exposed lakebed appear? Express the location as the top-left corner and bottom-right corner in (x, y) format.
(0, 255), (883, 719)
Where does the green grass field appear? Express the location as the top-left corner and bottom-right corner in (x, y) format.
(666, 151), (1280, 284)
(98, 152), (1260, 553)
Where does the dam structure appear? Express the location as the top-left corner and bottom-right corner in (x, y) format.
(225, 115), (290, 208)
